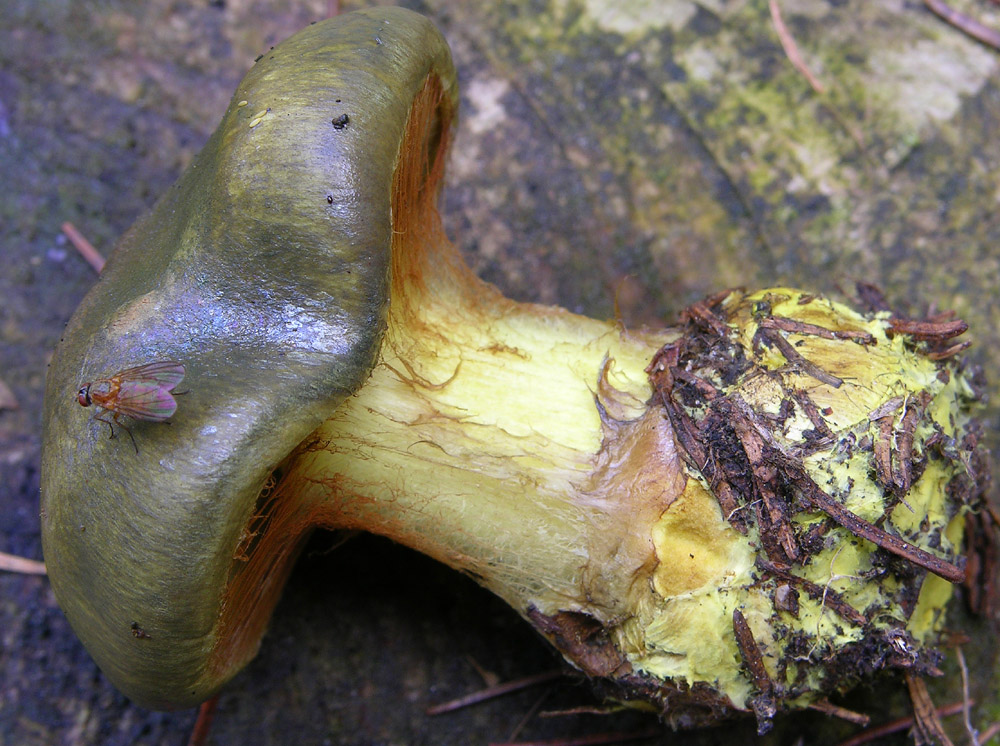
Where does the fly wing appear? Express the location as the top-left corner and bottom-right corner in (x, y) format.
(119, 361), (186, 392)
(110, 382), (179, 421)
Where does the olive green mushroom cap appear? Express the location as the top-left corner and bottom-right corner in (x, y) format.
(40, 7), (457, 709)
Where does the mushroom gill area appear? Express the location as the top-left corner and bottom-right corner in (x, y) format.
(208, 72), (678, 683)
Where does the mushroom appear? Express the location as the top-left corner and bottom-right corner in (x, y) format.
(41, 7), (985, 728)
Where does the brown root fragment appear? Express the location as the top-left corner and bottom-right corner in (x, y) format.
(905, 672), (956, 746)
(526, 609), (630, 679)
(868, 397), (904, 421)
(773, 583), (800, 616)
(680, 297), (731, 337)
(726, 401), (800, 561)
(669, 365), (722, 401)
(924, 0), (1000, 50)
(963, 510), (1000, 617)
(836, 701), (970, 746)
(792, 470), (966, 583)
(789, 388), (834, 441)
(853, 282), (892, 313)
(759, 316), (875, 345)
(649, 346), (748, 533)
(756, 558), (868, 628)
(768, 0), (826, 94)
(895, 392), (930, 492)
(425, 670), (564, 716)
(807, 699), (870, 727)
(888, 317), (968, 341)
(756, 327), (844, 388)
(732, 609), (776, 734)
(926, 340), (972, 360)
(872, 415), (896, 490)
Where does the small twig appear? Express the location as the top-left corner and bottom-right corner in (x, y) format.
(927, 340), (972, 360)
(869, 393), (923, 503)
(488, 728), (662, 746)
(649, 348), (749, 534)
(186, 695), (219, 746)
(872, 415), (896, 491)
(61, 222), (106, 273)
(854, 282), (892, 313)
(791, 388), (835, 439)
(0, 550), (46, 575)
(924, 0), (1000, 50)
(979, 721), (1000, 743)
(888, 317), (968, 341)
(426, 670), (564, 715)
(756, 558), (868, 627)
(906, 672), (956, 746)
(955, 647), (980, 746)
(733, 608), (777, 734)
(466, 654), (502, 689)
(682, 299), (731, 337)
(538, 705), (628, 718)
(759, 316), (875, 345)
(670, 365), (721, 401)
(794, 469), (966, 583)
(835, 701), (970, 746)
(895, 393), (929, 492)
(769, 0), (825, 93)
(758, 328), (844, 388)
(728, 405), (800, 561)
(0, 377), (19, 411)
(733, 609), (772, 695)
(808, 699), (871, 727)
(508, 688), (551, 742)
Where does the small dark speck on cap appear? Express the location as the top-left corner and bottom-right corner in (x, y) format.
(331, 114), (350, 129)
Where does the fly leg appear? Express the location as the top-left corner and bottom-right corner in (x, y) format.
(92, 410), (116, 440)
(91, 410), (138, 453)
(112, 412), (139, 454)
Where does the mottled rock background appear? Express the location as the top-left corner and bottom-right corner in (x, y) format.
(1, 0), (997, 743)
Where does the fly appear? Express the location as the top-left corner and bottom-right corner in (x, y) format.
(77, 361), (186, 453)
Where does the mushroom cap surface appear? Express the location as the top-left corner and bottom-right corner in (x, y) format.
(41, 7), (457, 709)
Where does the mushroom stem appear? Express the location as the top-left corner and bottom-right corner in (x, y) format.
(285, 234), (674, 618)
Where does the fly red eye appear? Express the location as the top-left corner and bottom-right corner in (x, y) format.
(77, 387), (90, 407)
